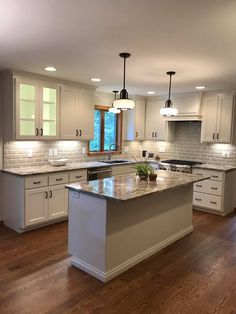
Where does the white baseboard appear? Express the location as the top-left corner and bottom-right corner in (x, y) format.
(71, 225), (193, 282)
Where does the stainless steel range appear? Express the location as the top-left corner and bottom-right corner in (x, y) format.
(159, 159), (202, 173)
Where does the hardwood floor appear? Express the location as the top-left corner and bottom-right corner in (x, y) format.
(1, 211), (236, 314)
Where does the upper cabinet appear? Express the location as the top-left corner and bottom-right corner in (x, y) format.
(60, 86), (94, 140)
(1, 71), (95, 141)
(123, 97), (146, 140)
(145, 99), (175, 141)
(15, 78), (59, 140)
(201, 92), (236, 143)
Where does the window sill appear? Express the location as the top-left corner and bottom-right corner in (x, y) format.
(87, 151), (122, 156)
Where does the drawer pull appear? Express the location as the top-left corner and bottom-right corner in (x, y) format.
(45, 191), (48, 199)
(211, 175), (218, 179)
(33, 181), (41, 184)
(195, 198), (202, 201)
(49, 190), (52, 198)
(196, 184), (202, 187)
(196, 173), (203, 176)
(210, 201), (217, 204)
(211, 187), (218, 190)
(76, 175), (82, 179)
(56, 178), (63, 181)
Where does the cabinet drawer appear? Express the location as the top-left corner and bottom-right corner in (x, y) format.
(194, 179), (223, 196)
(69, 170), (87, 183)
(192, 168), (224, 181)
(49, 172), (68, 186)
(193, 192), (222, 212)
(112, 164), (136, 176)
(25, 175), (48, 189)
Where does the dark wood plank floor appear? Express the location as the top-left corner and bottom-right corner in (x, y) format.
(1, 211), (236, 314)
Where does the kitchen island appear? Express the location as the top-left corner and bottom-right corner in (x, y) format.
(66, 171), (208, 282)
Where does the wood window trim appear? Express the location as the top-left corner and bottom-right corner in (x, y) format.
(88, 105), (123, 156)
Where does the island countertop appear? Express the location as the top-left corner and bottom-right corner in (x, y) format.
(66, 170), (209, 201)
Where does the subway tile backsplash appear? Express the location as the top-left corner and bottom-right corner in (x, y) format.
(3, 122), (236, 168)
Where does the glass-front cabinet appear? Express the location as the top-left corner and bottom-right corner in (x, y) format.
(15, 78), (59, 139)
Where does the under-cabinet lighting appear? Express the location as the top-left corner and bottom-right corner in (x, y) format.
(44, 66), (56, 72)
(195, 86), (205, 90)
(91, 78), (101, 82)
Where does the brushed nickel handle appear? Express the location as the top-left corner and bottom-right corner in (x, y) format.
(210, 201), (217, 204)
(56, 178), (63, 181)
(35, 128), (39, 136)
(33, 181), (41, 185)
(75, 175), (82, 179)
(196, 184), (202, 187)
(40, 128), (43, 136)
(211, 187), (218, 190)
(217, 133), (219, 140)
(195, 198), (202, 201)
(152, 132), (154, 138)
(79, 129), (82, 136)
(76, 130), (79, 136)
(45, 191), (48, 199)
(49, 190), (52, 198)
(155, 132), (157, 138)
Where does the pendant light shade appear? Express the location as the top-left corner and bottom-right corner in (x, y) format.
(160, 71), (178, 117)
(113, 52), (135, 110)
(109, 91), (121, 114)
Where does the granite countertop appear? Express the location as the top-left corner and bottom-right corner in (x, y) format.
(66, 171), (209, 201)
(1, 160), (143, 176)
(193, 163), (236, 172)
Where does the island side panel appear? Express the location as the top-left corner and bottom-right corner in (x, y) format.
(68, 190), (107, 277)
(105, 184), (193, 279)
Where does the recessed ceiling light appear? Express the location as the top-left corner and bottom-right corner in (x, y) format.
(91, 78), (101, 82)
(195, 86), (205, 90)
(147, 91), (155, 94)
(44, 66), (56, 72)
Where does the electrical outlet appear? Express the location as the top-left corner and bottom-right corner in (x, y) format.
(27, 149), (33, 158)
(48, 149), (53, 157)
(82, 147), (86, 155)
(159, 146), (166, 153)
(53, 148), (57, 156)
(124, 146), (129, 152)
(222, 151), (230, 158)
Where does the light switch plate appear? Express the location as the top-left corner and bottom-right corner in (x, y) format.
(124, 146), (129, 152)
(159, 146), (166, 153)
(222, 151), (230, 158)
(27, 149), (33, 158)
(53, 148), (57, 156)
(48, 149), (53, 157)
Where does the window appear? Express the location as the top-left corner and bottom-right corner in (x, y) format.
(89, 106), (122, 155)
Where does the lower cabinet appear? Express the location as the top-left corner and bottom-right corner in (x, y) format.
(192, 168), (235, 216)
(111, 164), (136, 176)
(3, 169), (87, 233)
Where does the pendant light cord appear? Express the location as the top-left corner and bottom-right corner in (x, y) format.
(168, 73), (172, 101)
(123, 56), (126, 89)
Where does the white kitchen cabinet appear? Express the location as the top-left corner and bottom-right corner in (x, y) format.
(192, 168), (235, 216)
(15, 78), (59, 140)
(3, 169), (87, 233)
(201, 92), (235, 143)
(60, 86), (94, 140)
(25, 187), (48, 226)
(48, 184), (68, 220)
(145, 99), (175, 141)
(123, 98), (146, 140)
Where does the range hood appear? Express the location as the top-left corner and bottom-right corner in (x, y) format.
(158, 92), (203, 121)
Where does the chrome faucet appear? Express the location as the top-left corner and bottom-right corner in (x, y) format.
(108, 143), (120, 160)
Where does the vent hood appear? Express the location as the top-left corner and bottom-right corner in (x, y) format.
(158, 92), (203, 121)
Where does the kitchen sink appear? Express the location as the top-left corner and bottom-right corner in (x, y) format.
(102, 160), (130, 164)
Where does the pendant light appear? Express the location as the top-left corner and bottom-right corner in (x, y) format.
(160, 71), (178, 116)
(109, 91), (121, 114)
(113, 52), (135, 110)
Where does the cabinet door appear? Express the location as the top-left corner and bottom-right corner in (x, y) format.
(60, 86), (79, 139)
(25, 187), (48, 226)
(48, 184), (68, 220)
(15, 78), (40, 139)
(145, 100), (157, 140)
(39, 82), (59, 139)
(135, 99), (145, 140)
(201, 95), (218, 142)
(77, 89), (95, 140)
(216, 94), (234, 143)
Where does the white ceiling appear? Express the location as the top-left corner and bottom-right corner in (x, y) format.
(0, 0), (236, 95)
